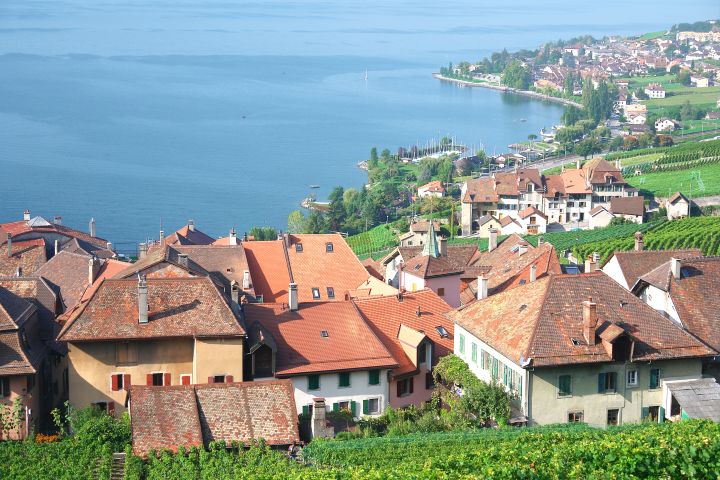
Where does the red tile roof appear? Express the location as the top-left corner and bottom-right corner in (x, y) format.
(113, 245), (208, 280)
(162, 223), (215, 247)
(462, 169), (542, 203)
(129, 380), (299, 457)
(244, 301), (397, 376)
(398, 244), (478, 279)
(243, 241), (290, 303)
(362, 258), (384, 281)
(0, 219), (108, 248)
(354, 290), (453, 377)
(518, 206), (547, 221)
(0, 239), (47, 277)
(33, 251), (92, 311)
(174, 245), (254, 296)
(58, 277), (245, 342)
(450, 273), (715, 368)
(0, 287), (45, 376)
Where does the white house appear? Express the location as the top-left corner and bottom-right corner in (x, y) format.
(691, 76), (710, 88)
(589, 205), (614, 229)
(628, 113), (647, 125)
(644, 83), (666, 99)
(517, 206), (547, 234)
(417, 180), (445, 198)
(655, 118), (679, 132)
(666, 192), (690, 219)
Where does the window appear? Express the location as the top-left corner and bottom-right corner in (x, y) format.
(627, 370), (638, 387)
(180, 374), (192, 386)
(459, 334), (465, 354)
(308, 374), (320, 390)
(26, 375), (35, 393)
(558, 375), (572, 397)
(368, 370), (380, 386)
(437, 287), (445, 297)
(302, 404), (314, 417)
(418, 343), (426, 364)
(598, 372), (617, 393)
(326, 287), (335, 299)
(338, 400), (350, 411)
(365, 398), (380, 415)
(311, 288), (321, 299)
(568, 411), (584, 423)
(214, 375), (227, 383)
(339, 372), (351, 388)
(110, 373), (130, 392)
(116, 342), (138, 365)
(649, 369), (660, 389)
(325, 242), (334, 252)
(320, 330), (329, 338)
(148, 372), (169, 386)
(480, 351), (488, 370)
(295, 243), (303, 252)
(426, 372), (434, 390)
(0, 377), (9, 397)
(491, 358), (499, 379)
(397, 377), (414, 397)
(647, 406), (661, 422)
(471, 343), (478, 363)
(435, 326), (448, 338)
(607, 408), (620, 426)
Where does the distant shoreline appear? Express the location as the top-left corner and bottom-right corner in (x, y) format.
(432, 73), (583, 109)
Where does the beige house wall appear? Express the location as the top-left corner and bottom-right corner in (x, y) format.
(528, 358), (703, 427)
(0, 375), (40, 440)
(193, 337), (244, 383)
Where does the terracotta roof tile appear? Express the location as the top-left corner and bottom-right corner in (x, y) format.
(243, 241), (290, 303)
(605, 249), (702, 289)
(0, 239), (47, 277)
(33, 251), (92, 311)
(354, 290), (453, 377)
(58, 277), (245, 342)
(611, 196), (645, 217)
(399, 244), (478, 279)
(113, 245), (208, 280)
(244, 301), (397, 376)
(174, 245), (254, 295)
(163, 224), (215, 247)
(0, 219), (108, 249)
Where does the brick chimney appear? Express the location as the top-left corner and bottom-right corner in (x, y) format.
(89, 217), (96, 238)
(54, 239), (60, 256)
(159, 230), (165, 244)
(439, 237), (447, 257)
(229, 228), (237, 246)
(138, 242), (148, 260)
(477, 275), (488, 300)
(187, 219), (195, 232)
(584, 255), (597, 273)
(6, 234), (11, 257)
(289, 282), (298, 311)
(242, 270), (250, 290)
(488, 229), (498, 252)
(23, 209), (30, 221)
(88, 257), (101, 285)
(671, 257), (681, 280)
(582, 297), (598, 346)
(634, 232), (643, 251)
(530, 264), (537, 282)
(53, 216), (62, 225)
(138, 275), (148, 324)
(311, 398), (334, 439)
(230, 280), (240, 314)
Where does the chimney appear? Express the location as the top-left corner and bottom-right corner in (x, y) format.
(243, 232), (248, 242)
(671, 258), (681, 280)
(138, 275), (148, 324)
(242, 270), (250, 290)
(518, 243), (528, 256)
(106, 241), (113, 253)
(592, 252), (600, 264)
(6, 234), (11, 257)
(584, 255), (597, 273)
(576, 159), (581, 169)
(138, 242), (148, 260)
(230, 280), (240, 313)
(53, 216), (62, 225)
(229, 228), (237, 246)
(582, 297), (598, 346)
(54, 239), (60, 256)
(88, 257), (101, 284)
(477, 275), (488, 300)
(89, 217), (96, 238)
(530, 264), (537, 282)
(311, 397), (333, 439)
(23, 209), (30, 221)
(439, 237), (448, 257)
(634, 231), (644, 252)
(488, 229), (498, 252)
(289, 283), (298, 311)
(177, 253), (189, 268)
(159, 230), (165, 244)
(15, 267), (22, 277)
(538, 235), (545, 246)
(283, 233), (290, 250)
(187, 219), (195, 232)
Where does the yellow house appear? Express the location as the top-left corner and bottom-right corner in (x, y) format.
(58, 276), (246, 413)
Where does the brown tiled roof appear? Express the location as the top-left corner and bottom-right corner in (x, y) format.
(450, 273), (715, 368)
(174, 245), (254, 295)
(163, 224), (215, 247)
(463, 169), (542, 204)
(668, 192), (688, 204)
(59, 237), (115, 259)
(244, 301), (397, 376)
(518, 206), (547, 221)
(286, 234), (370, 302)
(33, 251), (91, 311)
(610, 196), (645, 217)
(0, 219), (108, 249)
(113, 245), (208, 280)
(399, 244), (478, 279)
(0, 277), (60, 348)
(0, 239), (47, 277)
(604, 249), (702, 289)
(354, 290), (453, 377)
(409, 220), (440, 233)
(543, 174), (566, 198)
(0, 286), (45, 376)
(129, 380), (299, 457)
(583, 158), (627, 185)
(361, 258), (384, 281)
(0, 331), (42, 376)
(58, 277), (245, 342)
(242, 241), (290, 303)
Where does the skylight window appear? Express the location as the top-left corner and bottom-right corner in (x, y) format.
(295, 243), (303, 252)
(414, 264), (421, 270)
(435, 326), (449, 338)
(519, 304), (527, 312)
(312, 288), (321, 299)
(571, 338), (581, 346)
(326, 242), (334, 252)
(326, 287), (335, 299)
(320, 330), (329, 338)
(519, 279), (526, 285)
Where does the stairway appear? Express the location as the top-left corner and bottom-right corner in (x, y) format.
(110, 452), (126, 480)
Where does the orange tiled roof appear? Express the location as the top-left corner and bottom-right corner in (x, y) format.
(244, 301), (397, 376)
(243, 241), (290, 303)
(354, 290), (453, 377)
(0, 239), (47, 277)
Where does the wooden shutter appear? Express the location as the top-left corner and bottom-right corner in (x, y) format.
(332, 402), (339, 412)
(146, 374), (153, 386)
(123, 374), (131, 391)
(181, 375), (191, 386)
(111, 374), (119, 392)
(225, 375), (234, 383)
(409, 377), (414, 394)
(597, 373), (605, 393)
(641, 407), (649, 420)
(659, 406), (665, 423)
(107, 401), (115, 416)
(302, 405), (309, 416)
(351, 401), (357, 417)
(207, 376), (215, 384)
(396, 380), (402, 397)
(163, 373), (171, 386)
(362, 399), (369, 415)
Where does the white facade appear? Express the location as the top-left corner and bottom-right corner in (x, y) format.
(655, 119), (677, 132)
(602, 255), (630, 289)
(628, 114), (647, 125)
(291, 369), (390, 418)
(667, 197), (690, 220)
(637, 285), (681, 326)
(589, 207), (614, 229)
(644, 87), (665, 99)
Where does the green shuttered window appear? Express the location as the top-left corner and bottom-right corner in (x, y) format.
(649, 369), (660, 389)
(558, 375), (572, 397)
(339, 372), (351, 388)
(308, 374), (320, 390)
(368, 370), (380, 385)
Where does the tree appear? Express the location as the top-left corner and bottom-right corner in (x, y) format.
(326, 186), (346, 232)
(575, 138), (601, 159)
(675, 70), (691, 86)
(304, 210), (326, 234)
(501, 60), (531, 90)
(287, 210), (305, 234)
(563, 73), (575, 96)
(561, 106), (581, 126)
(368, 147), (379, 169)
(680, 101), (696, 121)
(380, 148), (391, 164)
(623, 135), (640, 150)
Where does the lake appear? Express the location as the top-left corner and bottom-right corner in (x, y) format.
(1, 0), (717, 245)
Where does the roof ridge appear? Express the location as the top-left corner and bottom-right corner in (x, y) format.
(523, 275), (555, 362)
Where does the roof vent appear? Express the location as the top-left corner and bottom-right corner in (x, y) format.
(416, 306), (421, 317)
(320, 330), (329, 338)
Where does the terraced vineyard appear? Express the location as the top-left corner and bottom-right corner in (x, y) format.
(574, 216), (720, 263)
(346, 224), (399, 256)
(525, 221), (659, 254)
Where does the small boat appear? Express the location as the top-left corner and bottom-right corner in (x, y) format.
(309, 185), (320, 189)
(519, 118), (527, 122)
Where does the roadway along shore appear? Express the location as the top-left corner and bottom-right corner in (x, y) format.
(432, 73), (583, 109)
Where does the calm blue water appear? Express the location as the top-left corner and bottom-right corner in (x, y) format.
(1, 0), (717, 244)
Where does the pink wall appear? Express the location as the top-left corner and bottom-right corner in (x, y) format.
(0, 375), (37, 440)
(402, 272), (461, 308)
(389, 364), (434, 409)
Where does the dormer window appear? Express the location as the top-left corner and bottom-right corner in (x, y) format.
(312, 287), (321, 299)
(325, 242), (334, 252)
(326, 287), (335, 299)
(418, 343), (427, 364)
(295, 243), (303, 252)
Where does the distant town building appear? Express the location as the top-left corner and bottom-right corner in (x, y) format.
(666, 192), (690, 219)
(655, 117), (680, 132)
(644, 83), (666, 99)
(417, 180), (445, 198)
